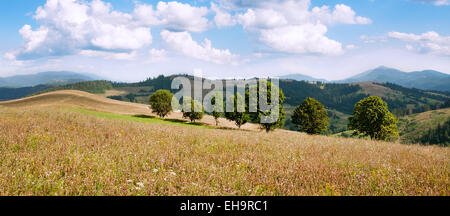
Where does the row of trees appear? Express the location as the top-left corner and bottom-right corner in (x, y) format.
(149, 81), (286, 132)
(149, 83), (399, 140)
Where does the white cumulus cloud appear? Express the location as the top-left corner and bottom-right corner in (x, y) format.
(211, 3), (236, 28)
(232, 0), (371, 55)
(160, 30), (239, 64)
(259, 24), (343, 55)
(148, 48), (168, 63)
(9, 0), (152, 60)
(134, 1), (210, 32)
(388, 31), (450, 55)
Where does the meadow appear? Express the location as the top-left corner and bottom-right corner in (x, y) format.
(0, 105), (448, 196)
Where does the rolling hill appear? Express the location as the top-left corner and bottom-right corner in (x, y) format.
(338, 66), (450, 92)
(0, 90), (258, 131)
(0, 71), (99, 87)
(0, 90), (448, 196)
(18, 75), (447, 135)
(397, 108), (450, 145)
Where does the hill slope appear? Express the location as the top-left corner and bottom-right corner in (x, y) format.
(0, 104), (448, 195)
(397, 108), (450, 144)
(0, 90), (258, 130)
(339, 66), (450, 92)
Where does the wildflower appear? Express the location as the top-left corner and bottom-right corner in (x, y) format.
(153, 169), (159, 173)
(137, 182), (145, 188)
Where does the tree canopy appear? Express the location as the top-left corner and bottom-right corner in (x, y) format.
(211, 92), (224, 126)
(348, 96), (398, 140)
(224, 93), (250, 128)
(182, 97), (205, 122)
(246, 80), (286, 132)
(291, 97), (329, 135)
(149, 89), (174, 118)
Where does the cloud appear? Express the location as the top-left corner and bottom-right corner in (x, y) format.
(346, 44), (358, 50)
(409, 0), (450, 6)
(148, 48), (168, 63)
(6, 0), (372, 64)
(215, 0), (264, 10)
(134, 1), (210, 32)
(79, 50), (137, 60)
(259, 24), (343, 55)
(9, 0), (152, 60)
(160, 30), (239, 64)
(311, 4), (372, 25)
(211, 3), (236, 28)
(360, 34), (387, 43)
(232, 0), (370, 55)
(388, 31), (450, 55)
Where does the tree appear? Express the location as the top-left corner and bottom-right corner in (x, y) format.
(211, 92), (224, 126)
(291, 97), (329, 135)
(224, 93), (250, 128)
(182, 97), (205, 122)
(348, 96), (398, 140)
(149, 90), (174, 118)
(246, 80), (286, 132)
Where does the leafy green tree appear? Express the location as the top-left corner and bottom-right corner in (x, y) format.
(291, 97), (329, 135)
(225, 93), (250, 128)
(211, 92), (224, 126)
(246, 80), (286, 132)
(149, 90), (174, 118)
(182, 97), (205, 122)
(348, 96), (398, 140)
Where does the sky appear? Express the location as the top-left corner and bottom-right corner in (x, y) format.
(0, 0), (449, 82)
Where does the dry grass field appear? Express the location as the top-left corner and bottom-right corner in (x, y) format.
(0, 91), (448, 196)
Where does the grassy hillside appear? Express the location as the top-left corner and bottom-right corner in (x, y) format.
(110, 76), (449, 131)
(2, 76), (448, 135)
(0, 90), (259, 131)
(398, 108), (450, 144)
(0, 106), (448, 196)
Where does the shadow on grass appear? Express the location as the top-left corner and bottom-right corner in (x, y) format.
(133, 114), (209, 127)
(167, 119), (209, 126)
(133, 114), (156, 119)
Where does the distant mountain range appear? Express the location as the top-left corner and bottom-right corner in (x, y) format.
(278, 74), (327, 82)
(0, 71), (100, 87)
(338, 66), (450, 92)
(280, 66), (450, 92)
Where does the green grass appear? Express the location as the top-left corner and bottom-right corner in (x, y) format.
(65, 107), (210, 128)
(1, 106), (448, 196)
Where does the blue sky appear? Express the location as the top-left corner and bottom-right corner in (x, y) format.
(0, 0), (449, 81)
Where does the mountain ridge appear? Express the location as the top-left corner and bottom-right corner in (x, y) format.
(337, 66), (450, 92)
(0, 71), (101, 87)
